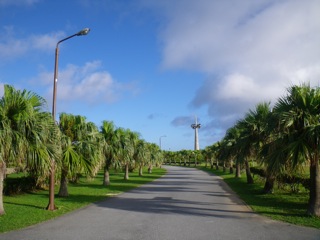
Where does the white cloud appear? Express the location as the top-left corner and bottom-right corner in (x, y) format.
(60, 70), (116, 103)
(171, 116), (195, 127)
(144, 0), (320, 140)
(283, 65), (320, 85)
(31, 60), (140, 105)
(0, 0), (39, 6)
(0, 27), (65, 62)
(30, 32), (64, 51)
(216, 74), (259, 101)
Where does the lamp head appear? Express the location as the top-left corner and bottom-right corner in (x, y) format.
(77, 28), (90, 36)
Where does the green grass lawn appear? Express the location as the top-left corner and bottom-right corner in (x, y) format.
(0, 167), (166, 233)
(199, 166), (320, 229)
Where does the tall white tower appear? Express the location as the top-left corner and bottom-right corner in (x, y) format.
(191, 116), (201, 150)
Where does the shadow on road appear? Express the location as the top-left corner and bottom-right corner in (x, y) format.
(94, 167), (254, 220)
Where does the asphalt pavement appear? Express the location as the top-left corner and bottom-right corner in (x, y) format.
(1, 165), (319, 240)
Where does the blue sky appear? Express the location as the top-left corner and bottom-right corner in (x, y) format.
(1, 0), (319, 151)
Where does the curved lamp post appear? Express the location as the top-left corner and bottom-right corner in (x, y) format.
(47, 28), (90, 211)
(191, 116), (201, 151)
(159, 135), (167, 150)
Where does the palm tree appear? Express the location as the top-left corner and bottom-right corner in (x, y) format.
(0, 85), (59, 215)
(202, 148), (210, 168)
(244, 102), (273, 187)
(167, 151), (174, 165)
(147, 143), (161, 173)
(227, 125), (244, 178)
(179, 150), (189, 166)
(211, 142), (220, 170)
(155, 149), (164, 168)
(74, 120), (102, 180)
(188, 150), (192, 167)
(216, 139), (231, 172)
(111, 128), (136, 180)
(135, 140), (148, 176)
(110, 128), (125, 171)
(176, 151), (181, 165)
(266, 84), (320, 216)
(100, 120), (116, 186)
(221, 126), (241, 175)
(58, 113), (101, 197)
(124, 130), (140, 180)
(233, 103), (272, 185)
(58, 135), (80, 196)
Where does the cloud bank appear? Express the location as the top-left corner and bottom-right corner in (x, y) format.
(144, 0), (320, 140)
(0, 0), (39, 7)
(31, 61), (139, 105)
(0, 26), (65, 62)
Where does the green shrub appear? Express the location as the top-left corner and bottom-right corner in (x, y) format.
(4, 176), (38, 195)
(250, 167), (310, 191)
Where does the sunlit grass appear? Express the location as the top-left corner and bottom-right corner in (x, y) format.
(0, 167), (166, 233)
(198, 166), (320, 229)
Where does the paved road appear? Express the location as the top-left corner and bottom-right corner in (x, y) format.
(1, 166), (320, 240)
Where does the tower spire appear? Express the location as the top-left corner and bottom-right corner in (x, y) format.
(191, 116), (201, 150)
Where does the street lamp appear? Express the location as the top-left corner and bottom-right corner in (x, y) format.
(159, 135), (167, 150)
(191, 116), (201, 150)
(51, 28), (90, 120)
(47, 28), (90, 211)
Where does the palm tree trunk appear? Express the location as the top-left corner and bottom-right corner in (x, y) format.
(235, 162), (241, 178)
(307, 157), (320, 216)
(139, 165), (143, 176)
(229, 160), (234, 174)
(215, 160), (219, 170)
(103, 165), (110, 186)
(148, 164), (153, 174)
(245, 159), (254, 184)
(58, 168), (69, 197)
(263, 174), (275, 194)
(124, 163), (129, 180)
(0, 161), (6, 215)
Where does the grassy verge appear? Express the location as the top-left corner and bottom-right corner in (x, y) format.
(199, 166), (320, 229)
(0, 167), (166, 233)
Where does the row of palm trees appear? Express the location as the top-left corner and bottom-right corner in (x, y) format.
(0, 85), (163, 215)
(166, 84), (320, 217)
(213, 83), (320, 217)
